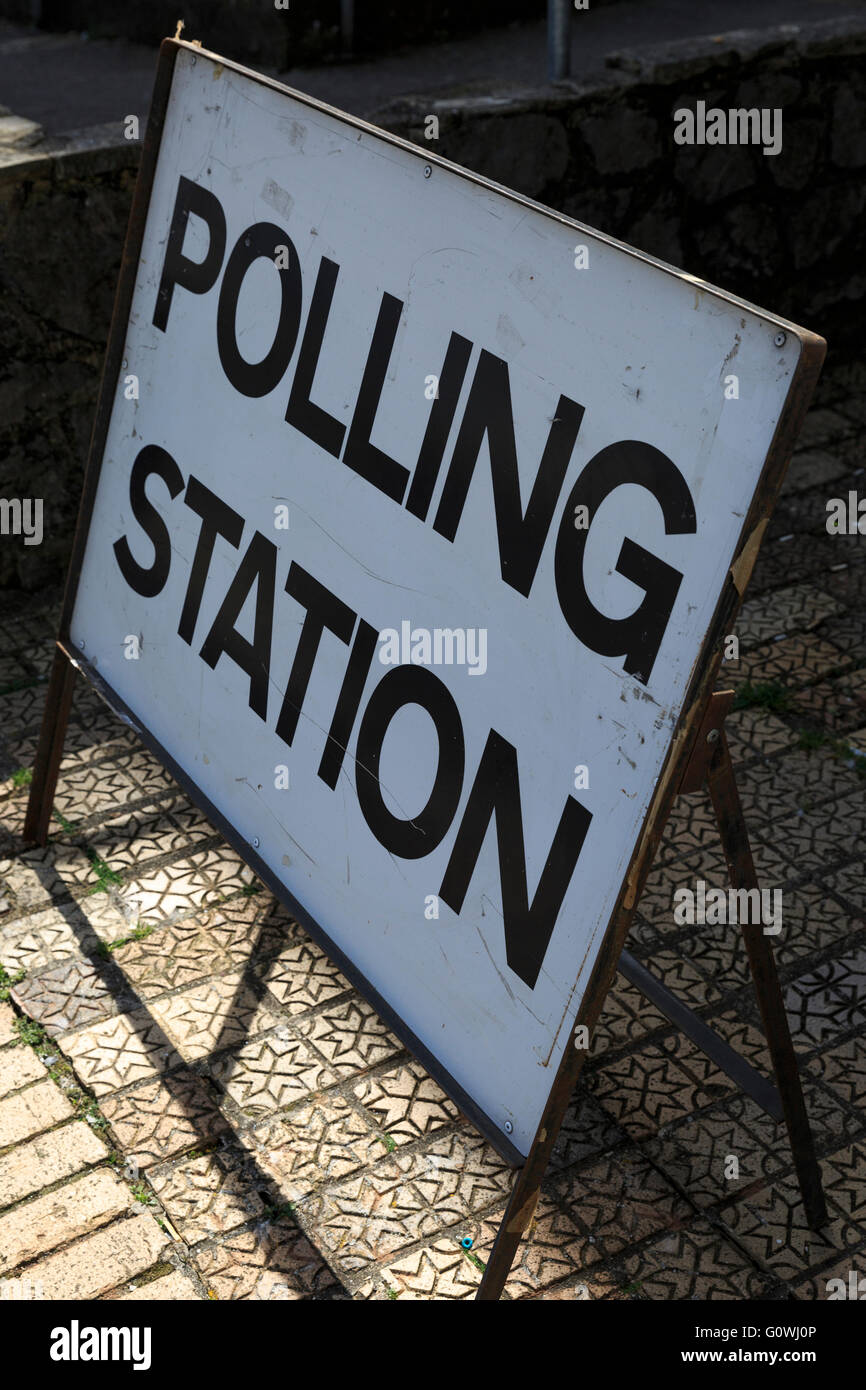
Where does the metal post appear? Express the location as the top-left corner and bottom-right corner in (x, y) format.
(340, 0), (354, 56)
(547, 0), (570, 81)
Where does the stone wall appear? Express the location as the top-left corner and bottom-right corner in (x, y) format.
(372, 16), (866, 361)
(2, 15), (865, 591)
(0, 127), (138, 592)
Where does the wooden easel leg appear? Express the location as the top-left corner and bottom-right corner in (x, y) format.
(22, 645), (77, 847)
(475, 1168), (540, 1301)
(706, 731), (828, 1229)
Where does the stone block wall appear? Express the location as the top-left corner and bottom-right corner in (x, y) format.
(373, 17), (866, 360)
(1, 16), (864, 591)
(0, 130), (138, 592)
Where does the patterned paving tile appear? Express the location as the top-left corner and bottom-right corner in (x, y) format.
(769, 883), (862, 971)
(148, 1148), (265, 1242)
(199, 917), (282, 969)
(646, 947), (725, 1009)
(529, 1269), (627, 1300)
(549, 1089), (627, 1171)
(167, 803), (220, 839)
(551, 1147), (692, 1260)
(806, 1033), (866, 1108)
(0, 654), (37, 690)
(149, 973), (280, 1061)
(626, 913), (664, 957)
(0, 612), (54, 653)
(61, 1009), (184, 1094)
(585, 1041), (724, 1140)
(374, 1237), (484, 1299)
(208, 1031), (337, 1116)
(794, 1252), (866, 1301)
(654, 1031), (738, 1103)
(658, 789), (719, 864)
(118, 855), (221, 926)
(9, 957), (135, 1037)
(112, 920), (230, 996)
(55, 732), (141, 779)
(789, 673), (866, 732)
(0, 796), (27, 841)
(724, 708), (798, 763)
(403, 1130), (516, 1222)
(299, 1132), (511, 1275)
(716, 1175), (863, 1281)
(99, 1072), (230, 1169)
(734, 583), (842, 651)
(848, 725), (866, 753)
(471, 1191), (600, 1298)
(798, 1080), (866, 1148)
(15, 642), (56, 678)
(823, 560), (866, 610)
(0, 685), (49, 736)
(194, 897), (298, 965)
(254, 935), (352, 1016)
(293, 997), (403, 1077)
(121, 748), (179, 799)
(726, 635), (847, 690)
(704, 1011), (773, 1074)
(828, 612), (866, 664)
(641, 1096), (785, 1209)
(72, 888), (131, 941)
(56, 728), (139, 770)
(755, 790), (866, 877)
(674, 922), (754, 993)
(820, 1142), (866, 1229)
(296, 1159), (434, 1271)
(592, 976), (670, 1059)
(0, 843), (92, 916)
(829, 944), (866, 1009)
(618, 1218), (775, 1298)
(822, 860), (866, 914)
(783, 964), (864, 1048)
(52, 757), (143, 821)
(637, 841), (790, 935)
(0, 903), (99, 974)
(241, 1094), (381, 1198)
(192, 846), (258, 903)
(736, 751), (857, 824)
(192, 1221), (343, 1300)
(352, 1060), (461, 1146)
(86, 800), (214, 872)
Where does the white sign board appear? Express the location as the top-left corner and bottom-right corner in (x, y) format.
(68, 45), (814, 1157)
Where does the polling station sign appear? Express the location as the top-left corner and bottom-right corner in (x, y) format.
(63, 42), (822, 1158)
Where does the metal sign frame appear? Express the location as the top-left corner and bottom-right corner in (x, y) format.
(25, 38), (827, 1298)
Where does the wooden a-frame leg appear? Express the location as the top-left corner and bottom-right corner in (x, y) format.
(23, 645), (77, 847)
(475, 1013), (598, 1299)
(706, 730), (828, 1229)
(475, 1165), (542, 1301)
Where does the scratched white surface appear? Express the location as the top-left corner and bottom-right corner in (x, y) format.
(70, 48), (804, 1154)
